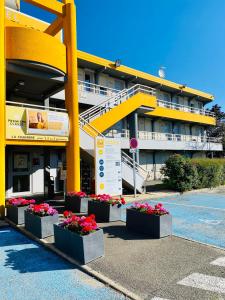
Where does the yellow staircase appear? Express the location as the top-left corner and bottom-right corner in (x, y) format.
(80, 84), (157, 137)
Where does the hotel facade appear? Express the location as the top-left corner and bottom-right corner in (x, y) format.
(0, 0), (222, 215)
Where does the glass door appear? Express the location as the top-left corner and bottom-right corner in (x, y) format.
(12, 152), (31, 195)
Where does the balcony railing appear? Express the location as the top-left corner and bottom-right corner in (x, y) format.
(78, 80), (215, 118)
(78, 80), (119, 97)
(138, 131), (220, 143)
(105, 129), (130, 138)
(104, 129), (221, 144)
(157, 99), (215, 117)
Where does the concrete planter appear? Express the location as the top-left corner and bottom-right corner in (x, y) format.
(54, 224), (104, 264)
(6, 205), (28, 225)
(126, 208), (172, 238)
(25, 211), (59, 239)
(65, 195), (89, 213)
(88, 201), (122, 222)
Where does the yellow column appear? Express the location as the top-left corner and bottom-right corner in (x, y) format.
(0, 2), (6, 218)
(63, 1), (80, 192)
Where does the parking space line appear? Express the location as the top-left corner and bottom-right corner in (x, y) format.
(211, 257), (225, 267)
(178, 273), (225, 293)
(148, 200), (225, 211)
(151, 297), (170, 300)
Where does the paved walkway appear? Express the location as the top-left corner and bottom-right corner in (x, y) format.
(89, 221), (225, 299)
(0, 227), (126, 300)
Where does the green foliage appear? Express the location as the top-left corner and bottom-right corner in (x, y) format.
(161, 154), (199, 192)
(162, 155), (225, 192)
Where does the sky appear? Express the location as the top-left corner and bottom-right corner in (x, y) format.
(20, 0), (225, 110)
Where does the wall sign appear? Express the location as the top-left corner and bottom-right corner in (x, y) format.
(13, 153), (29, 171)
(6, 106), (69, 142)
(95, 137), (122, 196)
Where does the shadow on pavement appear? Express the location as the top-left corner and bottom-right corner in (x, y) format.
(4, 246), (75, 273)
(102, 223), (158, 240)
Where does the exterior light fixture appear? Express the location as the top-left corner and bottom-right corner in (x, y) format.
(114, 59), (121, 68)
(18, 80), (25, 86)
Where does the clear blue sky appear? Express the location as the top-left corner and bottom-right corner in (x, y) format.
(20, 0), (225, 109)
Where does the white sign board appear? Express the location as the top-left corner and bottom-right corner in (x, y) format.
(95, 137), (122, 196)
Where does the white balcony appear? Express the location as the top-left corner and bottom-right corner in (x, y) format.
(104, 129), (222, 151)
(137, 131), (222, 151)
(157, 99), (215, 117)
(78, 80), (119, 106)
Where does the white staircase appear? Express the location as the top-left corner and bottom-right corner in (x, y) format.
(80, 84), (155, 125)
(79, 116), (151, 193)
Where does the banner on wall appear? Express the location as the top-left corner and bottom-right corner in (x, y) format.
(6, 106), (69, 142)
(95, 137), (122, 196)
(26, 108), (69, 137)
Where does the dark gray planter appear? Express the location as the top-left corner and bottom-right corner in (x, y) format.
(126, 208), (172, 238)
(65, 195), (89, 213)
(54, 224), (104, 264)
(88, 201), (122, 222)
(25, 211), (59, 239)
(6, 205), (28, 225)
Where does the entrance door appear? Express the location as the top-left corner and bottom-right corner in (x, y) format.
(12, 151), (31, 195)
(7, 148), (45, 197)
(31, 150), (44, 194)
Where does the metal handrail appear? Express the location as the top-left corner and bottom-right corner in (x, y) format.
(137, 131), (221, 143)
(157, 99), (215, 117)
(79, 116), (149, 180)
(78, 80), (119, 96)
(80, 84), (156, 123)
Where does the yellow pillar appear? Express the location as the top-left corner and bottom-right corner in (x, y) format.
(63, 1), (80, 192)
(0, 2), (6, 218)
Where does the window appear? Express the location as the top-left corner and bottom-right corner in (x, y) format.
(13, 175), (30, 193)
(85, 74), (91, 92)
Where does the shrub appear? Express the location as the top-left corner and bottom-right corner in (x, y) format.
(162, 155), (225, 192)
(192, 158), (225, 188)
(161, 154), (199, 192)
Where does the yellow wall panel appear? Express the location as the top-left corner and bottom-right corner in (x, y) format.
(6, 26), (66, 73)
(147, 107), (216, 125)
(84, 93), (157, 136)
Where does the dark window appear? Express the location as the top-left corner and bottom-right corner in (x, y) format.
(13, 175), (30, 193)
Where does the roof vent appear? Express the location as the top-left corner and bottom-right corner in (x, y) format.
(158, 66), (166, 79)
(5, 0), (20, 11)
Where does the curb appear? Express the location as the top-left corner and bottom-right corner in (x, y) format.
(5, 218), (143, 300)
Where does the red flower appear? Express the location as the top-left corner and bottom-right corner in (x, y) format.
(63, 211), (70, 218)
(121, 198), (126, 205)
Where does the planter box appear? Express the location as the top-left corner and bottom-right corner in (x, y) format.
(25, 211), (59, 239)
(65, 195), (89, 213)
(54, 224), (104, 264)
(88, 201), (122, 222)
(6, 205), (28, 225)
(126, 208), (172, 238)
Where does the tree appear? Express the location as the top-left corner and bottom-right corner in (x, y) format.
(207, 104), (225, 155)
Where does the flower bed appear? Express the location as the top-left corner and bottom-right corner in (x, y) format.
(54, 211), (104, 264)
(25, 203), (58, 239)
(6, 198), (36, 225)
(88, 194), (126, 222)
(65, 191), (90, 213)
(126, 202), (172, 238)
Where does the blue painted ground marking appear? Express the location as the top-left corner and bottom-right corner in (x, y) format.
(0, 228), (126, 300)
(122, 193), (225, 249)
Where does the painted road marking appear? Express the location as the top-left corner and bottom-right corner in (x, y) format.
(148, 199), (225, 212)
(211, 257), (225, 267)
(178, 273), (225, 293)
(151, 297), (170, 300)
(199, 219), (222, 225)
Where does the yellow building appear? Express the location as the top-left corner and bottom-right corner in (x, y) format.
(1, 1), (222, 215)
